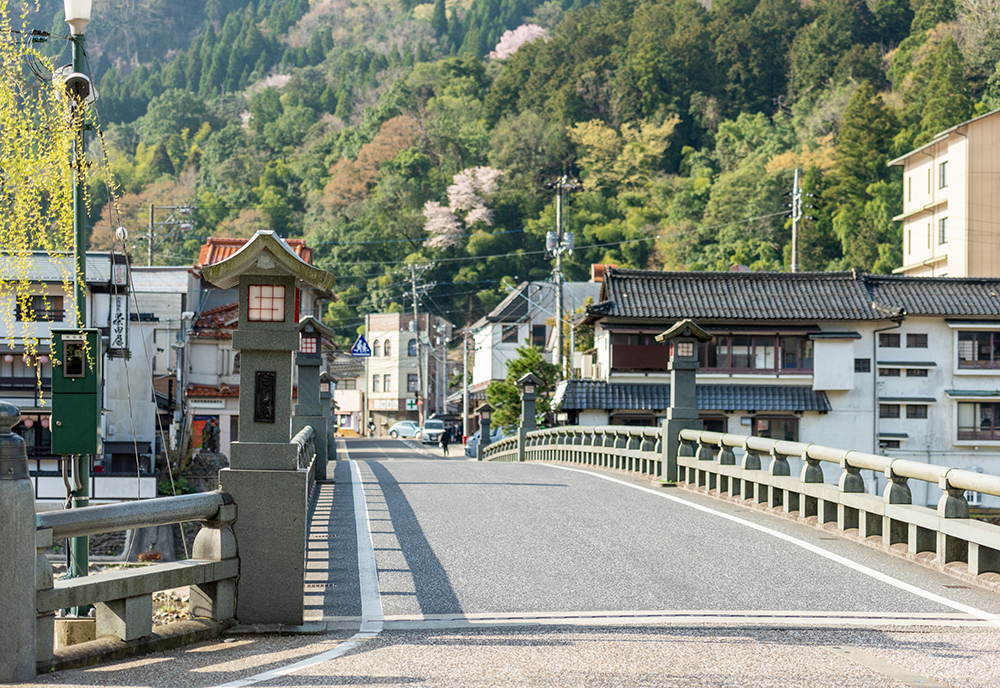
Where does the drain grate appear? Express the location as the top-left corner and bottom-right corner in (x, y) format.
(305, 583), (332, 589)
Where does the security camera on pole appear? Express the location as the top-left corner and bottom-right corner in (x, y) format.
(546, 176), (579, 378)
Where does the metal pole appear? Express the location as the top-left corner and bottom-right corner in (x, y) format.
(791, 168), (800, 273)
(69, 28), (90, 604)
(462, 329), (469, 440)
(411, 265), (424, 426)
(554, 181), (564, 378)
(148, 203), (154, 266)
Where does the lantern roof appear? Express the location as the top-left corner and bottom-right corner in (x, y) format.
(296, 315), (336, 341)
(655, 319), (713, 343)
(517, 372), (542, 388)
(200, 231), (335, 294)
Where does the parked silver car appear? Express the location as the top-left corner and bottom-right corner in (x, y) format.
(388, 420), (420, 439)
(465, 427), (505, 457)
(419, 419), (446, 445)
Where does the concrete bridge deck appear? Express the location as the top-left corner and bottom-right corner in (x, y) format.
(21, 438), (1000, 687)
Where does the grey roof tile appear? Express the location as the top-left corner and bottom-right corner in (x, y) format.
(553, 380), (831, 412)
(865, 275), (1000, 317)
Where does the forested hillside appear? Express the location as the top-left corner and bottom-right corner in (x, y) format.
(30, 0), (996, 343)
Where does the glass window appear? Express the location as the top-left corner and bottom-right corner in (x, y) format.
(501, 325), (518, 343)
(854, 358), (871, 373)
(880, 404), (900, 418)
(906, 368), (928, 377)
(753, 417), (797, 442)
(407, 373), (418, 392)
(372, 374), (380, 393)
(779, 336), (813, 371)
(907, 333), (928, 348)
(373, 340), (381, 357)
(384, 340), (391, 357)
(879, 333), (900, 348)
(531, 324), (547, 348)
(881, 440), (901, 449)
(939, 217), (947, 245)
(958, 402), (1000, 441)
(700, 417), (727, 433)
(340, 379), (356, 390)
(939, 161), (948, 188)
(383, 374), (391, 393)
(878, 368), (901, 377)
(958, 331), (999, 368)
(906, 405), (928, 419)
(15, 295), (64, 322)
(408, 339), (417, 356)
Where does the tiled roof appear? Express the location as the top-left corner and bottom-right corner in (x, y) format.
(865, 275), (1000, 316)
(591, 269), (876, 321)
(553, 380), (831, 412)
(196, 236), (312, 268)
(588, 268), (1000, 322)
(186, 383), (239, 398)
(192, 301), (238, 339)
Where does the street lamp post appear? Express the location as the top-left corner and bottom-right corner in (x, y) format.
(64, 0), (93, 612)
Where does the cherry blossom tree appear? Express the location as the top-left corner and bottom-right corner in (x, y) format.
(423, 201), (462, 249)
(423, 166), (504, 248)
(489, 24), (549, 60)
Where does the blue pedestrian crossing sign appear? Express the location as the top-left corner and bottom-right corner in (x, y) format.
(351, 334), (372, 357)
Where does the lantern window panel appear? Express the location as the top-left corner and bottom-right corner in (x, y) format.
(300, 335), (318, 354)
(248, 284), (286, 322)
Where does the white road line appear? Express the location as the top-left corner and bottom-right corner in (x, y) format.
(208, 450), (383, 688)
(548, 464), (1000, 628)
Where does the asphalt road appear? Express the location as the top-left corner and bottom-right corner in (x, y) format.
(311, 438), (1000, 624)
(25, 438), (1000, 687)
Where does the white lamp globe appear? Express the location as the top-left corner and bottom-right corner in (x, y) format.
(64, 0), (92, 34)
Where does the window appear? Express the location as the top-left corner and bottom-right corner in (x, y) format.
(958, 331), (1000, 369)
(340, 379), (356, 391)
(753, 417), (797, 442)
(700, 417), (727, 434)
(373, 340), (381, 357)
(247, 285), (285, 322)
(907, 333), (928, 348)
(958, 402), (1000, 440)
(408, 339), (417, 357)
(906, 368), (928, 377)
(383, 340), (391, 357)
(372, 374), (380, 393)
(881, 440), (901, 449)
(300, 335), (317, 354)
(906, 405), (928, 419)
(908, 176), (912, 202)
(939, 161), (948, 188)
(879, 333), (900, 348)
(698, 334), (812, 372)
(501, 325), (518, 343)
(854, 358), (871, 373)
(939, 217), (947, 245)
(15, 295), (64, 322)
(407, 373), (418, 392)
(531, 324), (547, 348)
(383, 374), (391, 393)
(880, 404), (900, 418)
(966, 491), (983, 507)
(878, 368), (901, 377)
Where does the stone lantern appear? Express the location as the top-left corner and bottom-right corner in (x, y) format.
(476, 402), (493, 461)
(201, 231), (334, 626)
(655, 319), (713, 482)
(320, 371), (337, 464)
(517, 372), (542, 461)
(293, 315), (335, 480)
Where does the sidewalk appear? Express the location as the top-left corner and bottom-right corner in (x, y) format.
(22, 622), (1000, 687)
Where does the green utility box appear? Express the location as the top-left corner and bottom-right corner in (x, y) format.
(51, 328), (103, 455)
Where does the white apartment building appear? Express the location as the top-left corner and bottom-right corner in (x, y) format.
(889, 108), (1000, 277)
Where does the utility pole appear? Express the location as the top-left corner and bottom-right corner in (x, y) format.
(547, 176), (579, 378)
(408, 264), (434, 425)
(146, 205), (197, 266)
(462, 328), (469, 440)
(790, 168), (802, 273)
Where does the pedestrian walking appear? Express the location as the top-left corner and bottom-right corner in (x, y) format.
(439, 430), (450, 456)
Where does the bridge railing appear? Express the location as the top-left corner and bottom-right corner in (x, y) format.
(293, 424), (318, 491)
(482, 424), (1000, 583)
(34, 491), (238, 668)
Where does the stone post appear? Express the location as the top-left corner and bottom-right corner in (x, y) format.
(0, 402), (37, 683)
(201, 231), (335, 627)
(656, 320), (713, 482)
(517, 373), (541, 462)
(293, 317), (335, 481)
(476, 403), (493, 461)
(320, 372), (337, 464)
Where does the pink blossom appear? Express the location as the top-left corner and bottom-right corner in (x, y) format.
(489, 24), (549, 60)
(423, 201), (462, 249)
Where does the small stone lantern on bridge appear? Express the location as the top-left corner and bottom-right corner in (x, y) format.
(476, 402), (493, 461)
(655, 319), (713, 482)
(201, 231), (335, 626)
(320, 371), (337, 464)
(517, 372), (542, 462)
(293, 315), (336, 481)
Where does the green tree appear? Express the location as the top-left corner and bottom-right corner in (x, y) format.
(485, 344), (560, 432)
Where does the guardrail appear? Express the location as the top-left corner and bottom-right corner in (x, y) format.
(482, 424), (1000, 584)
(34, 491), (238, 669)
(293, 424), (318, 491)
